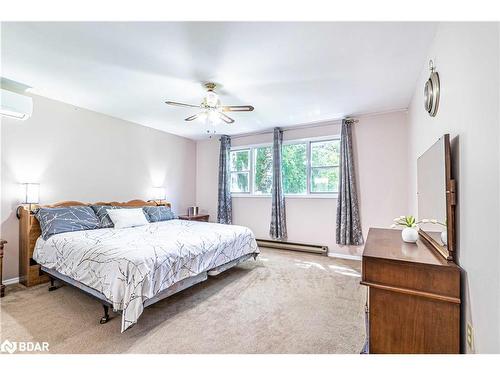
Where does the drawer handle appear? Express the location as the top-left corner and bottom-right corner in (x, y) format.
(360, 281), (460, 304)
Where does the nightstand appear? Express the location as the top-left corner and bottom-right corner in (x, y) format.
(18, 206), (50, 287)
(178, 214), (209, 222)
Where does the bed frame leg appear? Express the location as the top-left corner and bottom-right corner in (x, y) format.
(48, 277), (62, 292)
(100, 305), (111, 324)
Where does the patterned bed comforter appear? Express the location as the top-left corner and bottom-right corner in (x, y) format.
(33, 219), (259, 332)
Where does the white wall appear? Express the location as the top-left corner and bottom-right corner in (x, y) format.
(407, 23), (500, 353)
(196, 111), (409, 258)
(1, 94), (197, 280)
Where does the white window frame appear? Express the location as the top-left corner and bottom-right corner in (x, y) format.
(309, 139), (341, 194)
(230, 135), (340, 199)
(229, 148), (251, 194)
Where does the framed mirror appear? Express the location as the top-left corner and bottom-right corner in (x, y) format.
(417, 134), (456, 261)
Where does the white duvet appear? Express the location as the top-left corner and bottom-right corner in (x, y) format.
(33, 219), (259, 332)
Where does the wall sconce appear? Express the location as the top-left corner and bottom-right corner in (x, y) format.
(16, 183), (40, 219)
(151, 186), (166, 205)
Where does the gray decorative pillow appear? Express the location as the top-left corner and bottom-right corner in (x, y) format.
(143, 206), (176, 222)
(35, 206), (100, 240)
(91, 205), (123, 228)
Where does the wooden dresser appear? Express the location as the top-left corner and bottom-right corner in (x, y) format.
(361, 228), (461, 354)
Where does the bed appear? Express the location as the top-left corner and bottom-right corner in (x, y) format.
(21, 200), (259, 332)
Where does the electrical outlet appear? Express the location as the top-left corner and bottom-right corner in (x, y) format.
(466, 322), (474, 351)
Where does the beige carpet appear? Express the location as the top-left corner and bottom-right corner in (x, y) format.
(0, 248), (366, 354)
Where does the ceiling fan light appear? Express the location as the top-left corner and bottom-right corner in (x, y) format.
(205, 91), (219, 107)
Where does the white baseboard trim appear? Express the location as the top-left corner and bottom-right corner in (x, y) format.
(2, 277), (20, 286)
(328, 252), (362, 261)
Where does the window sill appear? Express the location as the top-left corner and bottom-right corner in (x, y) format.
(231, 194), (338, 199)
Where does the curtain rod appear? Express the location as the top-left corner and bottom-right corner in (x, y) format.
(225, 108), (408, 139)
(221, 108), (407, 140)
(229, 117), (358, 140)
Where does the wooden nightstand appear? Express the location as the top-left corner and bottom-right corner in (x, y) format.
(18, 206), (50, 287)
(178, 214), (209, 222)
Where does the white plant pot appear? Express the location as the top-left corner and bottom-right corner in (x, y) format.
(401, 227), (418, 243)
(441, 230), (448, 246)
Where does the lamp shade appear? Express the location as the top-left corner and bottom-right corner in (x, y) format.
(151, 187), (166, 201)
(22, 183), (40, 204)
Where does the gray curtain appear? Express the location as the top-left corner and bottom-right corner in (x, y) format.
(269, 127), (287, 240)
(336, 120), (364, 245)
(217, 135), (232, 224)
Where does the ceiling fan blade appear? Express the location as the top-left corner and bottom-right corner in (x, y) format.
(185, 113), (201, 121)
(220, 105), (254, 112)
(165, 101), (200, 108)
(218, 112), (235, 124)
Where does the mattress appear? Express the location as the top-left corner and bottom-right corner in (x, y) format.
(33, 219), (259, 331)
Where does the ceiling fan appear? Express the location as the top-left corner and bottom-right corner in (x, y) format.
(165, 82), (254, 125)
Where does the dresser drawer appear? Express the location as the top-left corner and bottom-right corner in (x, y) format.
(369, 287), (460, 353)
(363, 256), (460, 300)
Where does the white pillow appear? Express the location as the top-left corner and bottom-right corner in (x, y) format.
(106, 208), (149, 229)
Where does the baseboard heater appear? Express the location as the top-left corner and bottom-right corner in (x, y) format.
(256, 239), (328, 255)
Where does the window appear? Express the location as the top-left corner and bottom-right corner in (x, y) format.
(230, 149), (250, 193)
(230, 137), (340, 196)
(282, 143), (307, 194)
(253, 146), (273, 194)
(310, 140), (340, 193)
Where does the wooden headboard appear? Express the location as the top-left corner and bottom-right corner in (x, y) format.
(18, 199), (171, 287)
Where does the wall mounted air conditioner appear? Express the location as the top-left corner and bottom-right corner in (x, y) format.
(0, 88), (33, 120)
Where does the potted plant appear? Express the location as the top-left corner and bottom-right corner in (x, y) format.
(391, 216), (420, 243)
(391, 216), (448, 244)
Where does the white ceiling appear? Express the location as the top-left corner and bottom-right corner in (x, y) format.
(1, 22), (436, 140)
